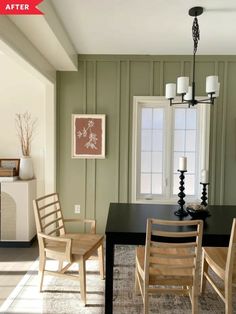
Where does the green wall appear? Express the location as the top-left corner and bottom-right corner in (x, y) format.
(57, 55), (236, 233)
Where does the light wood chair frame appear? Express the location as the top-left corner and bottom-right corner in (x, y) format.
(201, 218), (236, 314)
(135, 218), (203, 314)
(33, 192), (104, 305)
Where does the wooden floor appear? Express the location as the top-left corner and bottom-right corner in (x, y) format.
(0, 240), (39, 306)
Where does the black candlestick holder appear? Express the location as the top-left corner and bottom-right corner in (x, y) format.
(175, 170), (188, 217)
(200, 182), (209, 207)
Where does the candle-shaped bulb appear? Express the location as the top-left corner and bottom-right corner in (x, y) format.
(184, 86), (192, 101)
(165, 83), (176, 99)
(179, 156), (187, 171)
(201, 169), (209, 184)
(206, 76), (218, 93)
(177, 77), (189, 94)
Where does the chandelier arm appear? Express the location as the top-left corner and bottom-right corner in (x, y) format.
(197, 98), (214, 102)
(169, 100), (190, 106)
(169, 97), (215, 106)
(197, 99), (215, 105)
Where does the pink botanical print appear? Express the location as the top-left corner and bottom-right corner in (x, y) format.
(75, 118), (102, 155)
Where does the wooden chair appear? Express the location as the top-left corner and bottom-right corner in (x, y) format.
(33, 192), (104, 305)
(135, 218), (203, 314)
(201, 218), (236, 314)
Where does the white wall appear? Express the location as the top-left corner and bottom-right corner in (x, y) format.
(0, 16), (56, 82)
(0, 52), (46, 196)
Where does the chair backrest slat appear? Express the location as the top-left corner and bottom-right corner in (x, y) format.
(153, 242), (197, 248)
(150, 264), (195, 270)
(41, 209), (61, 220)
(43, 217), (62, 230)
(48, 225), (64, 236)
(152, 230), (198, 238)
(39, 200), (60, 211)
(144, 218), (203, 287)
(33, 193), (66, 237)
(149, 252), (196, 260)
(35, 192), (58, 202)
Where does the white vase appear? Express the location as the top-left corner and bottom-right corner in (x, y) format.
(19, 156), (34, 180)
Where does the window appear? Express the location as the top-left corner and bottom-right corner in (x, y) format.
(132, 96), (210, 204)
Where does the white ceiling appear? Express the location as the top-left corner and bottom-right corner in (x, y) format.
(51, 0), (236, 55)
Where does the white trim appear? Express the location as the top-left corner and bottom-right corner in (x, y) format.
(132, 96), (211, 204)
(132, 97), (139, 202)
(45, 83), (56, 194)
(198, 103), (211, 176)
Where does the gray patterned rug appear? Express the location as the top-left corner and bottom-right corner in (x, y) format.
(113, 246), (229, 314)
(0, 245), (233, 313)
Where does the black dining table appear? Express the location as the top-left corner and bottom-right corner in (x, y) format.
(104, 202), (236, 313)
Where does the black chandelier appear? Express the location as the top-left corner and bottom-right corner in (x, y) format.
(165, 7), (220, 107)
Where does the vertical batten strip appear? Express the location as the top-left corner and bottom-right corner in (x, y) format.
(219, 61), (228, 204)
(94, 60), (97, 219)
(127, 60), (131, 201)
(150, 61), (154, 96)
(56, 73), (61, 194)
(83, 61), (87, 227)
(180, 60), (185, 76)
(117, 61), (121, 201)
(83, 61), (87, 114)
(120, 61), (130, 202)
(160, 61), (164, 96)
(209, 61), (218, 204)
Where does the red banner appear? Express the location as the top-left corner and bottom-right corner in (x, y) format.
(0, 0), (44, 15)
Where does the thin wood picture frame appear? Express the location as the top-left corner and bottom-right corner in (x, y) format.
(0, 158), (20, 176)
(72, 114), (106, 159)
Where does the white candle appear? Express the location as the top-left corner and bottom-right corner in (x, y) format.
(201, 169), (209, 183)
(179, 157), (187, 171)
(165, 83), (176, 99)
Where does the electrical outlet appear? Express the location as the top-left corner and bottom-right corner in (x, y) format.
(74, 204), (80, 214)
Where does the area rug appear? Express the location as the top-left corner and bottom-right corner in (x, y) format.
(0, 245), (234, 313)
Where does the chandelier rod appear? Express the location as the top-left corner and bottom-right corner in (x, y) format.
(190, 7), (203, 106)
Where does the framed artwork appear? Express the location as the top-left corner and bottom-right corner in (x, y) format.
(0, 158), (20, 176)
(72, 114), (106, 159)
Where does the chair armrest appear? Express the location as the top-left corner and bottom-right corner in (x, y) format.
(63, 219), (96, 234)
(38, 232), (72, 261)
(38, 232), (71, 243)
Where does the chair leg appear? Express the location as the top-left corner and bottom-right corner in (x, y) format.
(98, 243), (105, 279)
(79, 259), (86, 305)
(200, 253), (208, 294)
(143, 291), (149, 314)
(134, 267), (140, 295)
(225, 280), (233, 314)
(58, 260), (63, 271)
(191, 285), (199, 314)
(38, 254), (46, 292)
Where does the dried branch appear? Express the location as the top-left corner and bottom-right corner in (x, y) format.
(15, 112), (37, 156)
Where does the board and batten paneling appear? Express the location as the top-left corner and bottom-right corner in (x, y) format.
(57, 55), (236, 233)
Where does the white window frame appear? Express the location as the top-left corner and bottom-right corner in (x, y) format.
(132, 96), (210, 204)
